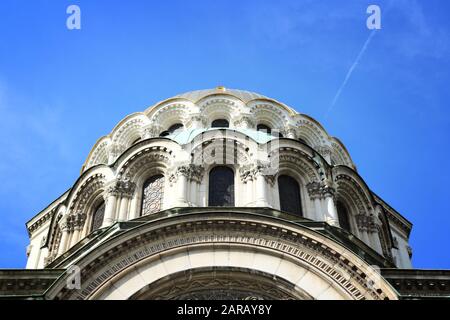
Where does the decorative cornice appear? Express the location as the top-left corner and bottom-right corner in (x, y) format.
(52, 214), (396, 300)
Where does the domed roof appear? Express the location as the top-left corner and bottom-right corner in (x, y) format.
(174, 87), (269, 103)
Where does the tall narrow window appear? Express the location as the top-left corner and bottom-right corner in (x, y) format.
(141, 174), (165, 216)
(208, 166), (234, 206)
(278, 175), (302, 216)
(337, 201), (351, 232)
(91, 202), (105, 232)
(211, 119), (229, 128)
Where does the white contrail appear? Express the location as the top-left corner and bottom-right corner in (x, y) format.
(326, 30), (377, 118)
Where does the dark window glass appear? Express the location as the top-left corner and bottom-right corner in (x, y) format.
(91, 202), (105, 231)
(278, 175), (302, 216)
(168, 123), (183, 133)
(141, 175), (165, 216)
(211, 119), (229, 128)
(257, 124), (272, 135)
(337, 201), (351, 232)
(159, 123), (184, 137)
(208, 166), (234, 206)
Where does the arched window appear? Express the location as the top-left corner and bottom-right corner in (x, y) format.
(211, 119), (229, 128)
(257, 124), (272, 135)
(208, 166), (234, 206)
(91, 201), (105, 232)
(159, 131), (170, 137)
(278, 175), (302, 216)
(337, 201), (351, 232)
(168, 123), (183, 133)
(141, 174), (165, 216)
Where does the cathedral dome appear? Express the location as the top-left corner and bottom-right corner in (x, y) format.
(22, 88), (414, 300)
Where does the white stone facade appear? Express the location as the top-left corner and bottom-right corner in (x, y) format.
(23, 88), (413, 299)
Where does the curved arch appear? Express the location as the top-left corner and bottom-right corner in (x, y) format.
(272, 147), (321, 184)
(111, 114), (149, 149)
(189, 131), (254, 169)
(45, 212), (398, 300)
(65, 166), (115, 215)
(114, 140), (180, 181)
(130, 267), (313, 300)
(151, 102), (191, 125)
(84, 137), (110, 170)
(331, 138), (355, 168)
(294, 114), (329, 148)
(198, 97), (241, 127)
(249, 101), (288, 132)
(333, 166), (375, 212)
(97, 247), (341, 300)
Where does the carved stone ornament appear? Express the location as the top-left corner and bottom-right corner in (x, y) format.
(355, 213), (377, 233)
(169, 164), (205, 184)
(306, 181), (335, 200)
(106, 179), (137, 198)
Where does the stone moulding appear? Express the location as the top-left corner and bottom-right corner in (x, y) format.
(46, 211), (398, 300)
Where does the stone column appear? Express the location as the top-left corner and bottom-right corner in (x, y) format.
(57, 219), (71, 256)
(116, 180), (136, 221)
(170, 165), (194, 207)
(255, 173), (268, 207)
(322, 185), (339, 226)
(69, 212), (86, 247)
(355, 214), (372, 245)
(102, 186), (118, 228)
(306, 182), (324, 220)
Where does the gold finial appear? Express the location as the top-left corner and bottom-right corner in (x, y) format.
(216, 86), (226, 91)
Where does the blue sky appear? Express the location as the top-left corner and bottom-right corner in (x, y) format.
(0, 0), (449, 269)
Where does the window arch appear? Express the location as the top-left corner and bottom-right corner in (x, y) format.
(160, 123), (184, 137)
(337, 201), (351, 232)
(257, 124), (272, 135)
(208, 166), (234, 206)
(211, 119), (229, 128)
(168, 123), (183, 133)
(278, 175), (302, 216)
(141, 174), (165, 216)
(91, 201), (105, 232)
